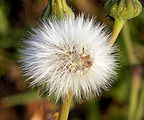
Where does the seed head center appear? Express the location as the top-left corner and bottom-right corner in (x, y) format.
(64, 47), (93, 74)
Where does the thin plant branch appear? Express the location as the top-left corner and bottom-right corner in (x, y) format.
(122, 22), (142, 120)
(108, 20), (125, 46)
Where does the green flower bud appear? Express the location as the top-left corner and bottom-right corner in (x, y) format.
(41, 0), (74, 19)
(105, 0), (142, 21)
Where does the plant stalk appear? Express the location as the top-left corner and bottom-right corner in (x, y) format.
(58, 93), (73, 120)
(136, 81), (144, 120)
(129, 67), (141, 120)
(122, 22), (141, 120)
(108, 20), (125, 46)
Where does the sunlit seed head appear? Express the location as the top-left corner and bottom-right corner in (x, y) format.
(20, 14), (118, 102)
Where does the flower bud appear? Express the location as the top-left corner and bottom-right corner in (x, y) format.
(104, 0), (142, 21)
(41, 0), (74, 19)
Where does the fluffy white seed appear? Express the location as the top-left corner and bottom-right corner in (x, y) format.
(20, 15), (118, 102)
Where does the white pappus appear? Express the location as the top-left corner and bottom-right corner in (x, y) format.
(20, 15), (118, 102)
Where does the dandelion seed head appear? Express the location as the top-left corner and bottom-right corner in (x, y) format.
(20, 15), (118, 102)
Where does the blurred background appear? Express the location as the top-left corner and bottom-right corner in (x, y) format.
(0, 0), (144, 120)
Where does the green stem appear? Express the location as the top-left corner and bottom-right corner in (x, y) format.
(136, 81), (144, 120)
(58, 93), (73, 120)
(108, 20), (125, 46)
(128, 69), (141, 120)
(0, 2), (9, 35)
(122, 22), (137, 64)
(122, 22), (141, 120)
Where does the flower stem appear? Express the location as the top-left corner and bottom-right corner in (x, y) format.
(136, 81), (144, 120)
(122, 22), (141, 120)
(58, 93), (73, 120)
(128, 67), (141, 120)
(122, 22), (137, 64)
(108, 20), (125, 46)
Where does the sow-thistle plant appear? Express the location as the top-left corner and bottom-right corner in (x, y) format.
(20, 0), (119, 120)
